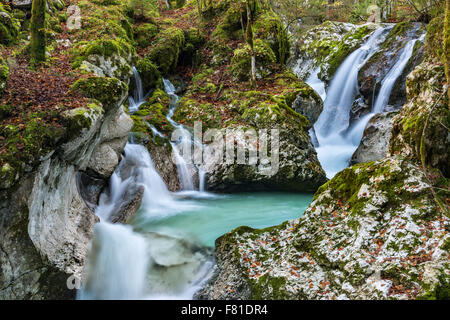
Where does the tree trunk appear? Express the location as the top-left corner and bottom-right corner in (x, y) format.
(30, 0), (46, 65)
(246, 1), (256, 87)
(445, 0), (450, 100)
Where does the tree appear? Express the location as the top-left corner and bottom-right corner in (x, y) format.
(445, 0), (450, 100)
(30, 0), (46, 65)
(245, 0), (256, 87)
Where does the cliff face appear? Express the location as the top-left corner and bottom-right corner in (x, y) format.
(0, 0), (135, 299)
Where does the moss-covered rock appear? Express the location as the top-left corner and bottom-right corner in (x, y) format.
(173, 70), (326, 192)
(204, 157), (449, 300)
(0, 57), (9, 93)
(230, 39), (276, 81)
(71, 76), (128, 110)
(0, 6), (20, 45)
(290, 21), (377, 81)
(148, 27), (185, 75)
(134, 22), (159, 48)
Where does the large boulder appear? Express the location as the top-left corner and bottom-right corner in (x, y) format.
(201, 157), (449, 300)
(350, 111), (397, 165)
(289, 21), (378, 82)
(173, 72), (327, 192)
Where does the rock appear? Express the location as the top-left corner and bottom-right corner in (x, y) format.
(0, 64), (132, 301)
(292, 86), (323, 127)
(357, 22), (426, 110)
(143, 231), (214, 297)
(388, 20), (449, 177)
(109, 186), (144, 224)
(290, 21), (378, 82)
(173, 72), (327, 193)
(148, 144), (180, 192)
(202, 157), (450, 300)
(11, 0), (32, 9)
(351, 111), (397, 165)
(76, 171), (107, 213)
(0, 57), (9, 93)
(0, 9), (20, 45)
(87, 143), (121, 178)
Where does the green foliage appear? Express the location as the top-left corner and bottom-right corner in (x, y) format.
(128, 0), (159, 21)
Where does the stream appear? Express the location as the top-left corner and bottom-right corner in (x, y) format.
(78, 76), (313, 300)
(79, 23), (423, 300)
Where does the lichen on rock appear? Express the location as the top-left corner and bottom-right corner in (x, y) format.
(203, 157), (449, 300)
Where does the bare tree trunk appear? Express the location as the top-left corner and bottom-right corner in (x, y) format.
(30, 0), (46, 65)
(246, 1), (256, 87)
(445, 0), (450, 100)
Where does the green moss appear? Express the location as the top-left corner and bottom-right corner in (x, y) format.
(0, 6), (20, 45)
(249, 274), (288, 300)
(71, 76), (128, 109)
(0, 115), (66, 189)
(322, 25), (372, 79)
(230, 39), (276, 81)
(30, 0), (46, 64)
(417, 272), (450, 300)
(71, 37), (135, 69)
(148, 27), (185, 75)
(135, 58), (162, 93)
(64, 103), (103, 141)
(0, 57), (9, 93)
(134, 23), (159, 48)
(180, 28), (206, 66)
(254, 11), (290, 65)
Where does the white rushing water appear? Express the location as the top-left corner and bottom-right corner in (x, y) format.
(312, 26), (424, 178)
(128, 67), (147, 113)
(312, 26), (393, 178)
(306, 67), (327, 101)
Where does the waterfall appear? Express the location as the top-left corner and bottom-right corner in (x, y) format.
(347, 37), (422, 146)
(372, 39), (419, 114)
(79, 143), (214, 300)
(163, 78), (208, 192)
(78, 222), (149, 300)
(313, 26), (423, 178)
(128, 67), (144, 113)
(313, 26), (392, 178)
(306, 67), (327, 101)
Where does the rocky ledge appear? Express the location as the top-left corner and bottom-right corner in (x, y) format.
(199, 157), (449, 300)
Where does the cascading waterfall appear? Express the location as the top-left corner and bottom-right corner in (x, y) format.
(128, 67), (147, 113)
(313, 26), (392, 178)
(306, 67), (327, 101)
(347, 36), (423, 146)
(312, 26), (424, 178)
(79, 143), (214, 300)
(163, 78), (207, 192)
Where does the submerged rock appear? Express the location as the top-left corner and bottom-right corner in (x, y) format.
(202, 157), (449, 300)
